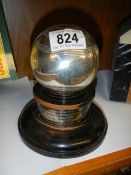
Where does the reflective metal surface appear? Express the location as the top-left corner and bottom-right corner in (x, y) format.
(31, 25), (99, 91)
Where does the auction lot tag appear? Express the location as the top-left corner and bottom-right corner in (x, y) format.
(49, 29), (86, 51)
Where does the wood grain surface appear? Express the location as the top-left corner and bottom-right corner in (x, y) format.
(1, 0), (131, 78)
(44, 147), (131, 175)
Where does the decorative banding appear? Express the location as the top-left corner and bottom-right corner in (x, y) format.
(35, 97), (81, 110)
(35, 114), (87, 131)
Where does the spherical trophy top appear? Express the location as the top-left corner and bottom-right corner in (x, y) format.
(31, 25), (99, 92)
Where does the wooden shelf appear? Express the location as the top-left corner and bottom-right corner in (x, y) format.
(2, 0), (131, 78)
(45, 148), (131, 175)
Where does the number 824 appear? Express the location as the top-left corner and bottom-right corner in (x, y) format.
(57, 33), (78, 44)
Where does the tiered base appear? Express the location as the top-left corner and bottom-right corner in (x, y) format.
(18, 99), (107, 158)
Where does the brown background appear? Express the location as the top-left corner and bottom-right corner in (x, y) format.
(1, 0), (131, 78)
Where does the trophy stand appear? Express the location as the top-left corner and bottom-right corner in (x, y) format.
(18, 25), (107, 158)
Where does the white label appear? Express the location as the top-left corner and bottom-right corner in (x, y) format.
(49, 29), (86, 51)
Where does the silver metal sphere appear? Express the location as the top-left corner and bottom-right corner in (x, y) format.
(31, 25), (99, 91)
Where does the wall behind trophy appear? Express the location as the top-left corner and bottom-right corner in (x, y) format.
(1, 0), (131, 78)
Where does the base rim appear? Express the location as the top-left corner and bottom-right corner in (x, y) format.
(18, 99), (108, 158)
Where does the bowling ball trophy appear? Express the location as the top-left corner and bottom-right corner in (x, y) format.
(18, 25), (107, 158)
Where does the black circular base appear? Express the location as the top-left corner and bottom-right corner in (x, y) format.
(18, 100), (107, 158)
